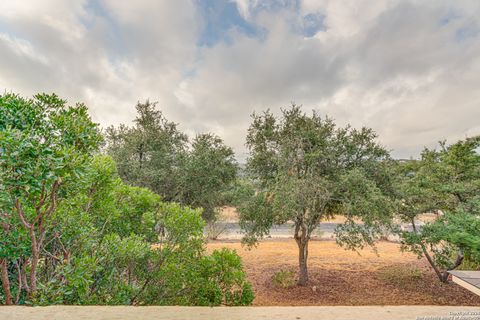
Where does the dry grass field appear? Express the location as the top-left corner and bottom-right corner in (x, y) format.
(219, 206), (439, 224)
(207, 239), (480, 306)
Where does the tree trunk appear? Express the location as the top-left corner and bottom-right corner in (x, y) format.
(16, 199), (40, 297)
(15, 261), (22, 304)
(440, 271), (449, 283)
(28, 230), (39, 296)
(0, 259), (13, 305)
(20, 261), (29, 294)
(296, 239), (309, 286)
(411, 218), (463, 284)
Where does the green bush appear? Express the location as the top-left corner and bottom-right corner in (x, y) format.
(0, 93), (254, 306)
(31, 203), (254, 306)
(459, 255), (480, 271)
(272, 270), (296, 288)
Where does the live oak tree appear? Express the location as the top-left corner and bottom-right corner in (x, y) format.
(240, 105), (394, 285)
(179, 133), (237, 222)
(396, 136), (480, 282)
(106, 102), (237, 221)
(0, 93), (101, 303)
(106, 100), (188, 202)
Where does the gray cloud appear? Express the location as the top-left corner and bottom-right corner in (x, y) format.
(0, 0), (479, 161)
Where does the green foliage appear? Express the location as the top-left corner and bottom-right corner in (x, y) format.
(459, 256), (480, 271)
(34, 234), (150, 305)
(55, 155), (161, 242)
(0, 93), (253, 306)
(239, 104), (394, 284)
(334, 169), (395, 250)
(223, 178), (256, 208)
(0, 92), (102, 303)
(396, 136), (480, 281)
(105, 101), (187, 202)
(238, 191), (274, 246)
(30, 164), (253, 306)
(272, 270), (296, 288)
(242, 105), (393, 243)
(106, 102), (237, 221)
(179, 133), (237, 221)
(190, 248), (254, 306)
(0, 93), (101, 202)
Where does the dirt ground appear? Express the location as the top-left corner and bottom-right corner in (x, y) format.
(207, 239), (480, 306)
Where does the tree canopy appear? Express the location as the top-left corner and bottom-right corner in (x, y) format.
(2, 91), (478, 304)
(106, 101), (237, 221)
(178, 133), (237, 221)
(0, 93), (102, 303)
(239, 105), (394, 285)
(106, 101), (187, 202)
(395, 136), (480, 282)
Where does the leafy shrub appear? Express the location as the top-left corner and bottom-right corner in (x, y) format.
(396, 137), (480, 282)
(0, 93), (253, 306)
(272, 270), (296, 288)
(190, 248), (254, 306)
(1, 140), (254, 306)
(29, 180), (254, 306)
(459, 255), (480, 271)
(0, 93), (101, 304)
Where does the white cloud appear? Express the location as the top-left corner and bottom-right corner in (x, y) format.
(0, 0), (479, 160)
(0, 33), (48, 64)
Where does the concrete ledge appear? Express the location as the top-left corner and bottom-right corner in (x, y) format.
(1, 306), (480, 320)
(449, 271), (480, 296)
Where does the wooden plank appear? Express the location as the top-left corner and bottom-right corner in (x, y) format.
(452, 275), (480, 296)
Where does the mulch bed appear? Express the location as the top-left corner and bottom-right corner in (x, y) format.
(208, 239), (480, 306)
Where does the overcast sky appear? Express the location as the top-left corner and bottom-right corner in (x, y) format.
(1, 0), (479, 160)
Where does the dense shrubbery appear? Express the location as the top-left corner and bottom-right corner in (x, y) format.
(34, 180), (253, 305)
(0, 93), (102, 304)
(0, 93), (253, 306)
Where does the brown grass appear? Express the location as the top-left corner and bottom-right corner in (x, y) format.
(218, 207), (357, 224)
(218, 206), (240, 222)
(207, 239), (480, 306)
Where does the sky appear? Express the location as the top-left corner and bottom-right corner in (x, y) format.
(0, 0), (479, 160)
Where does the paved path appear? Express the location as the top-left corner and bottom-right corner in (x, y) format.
(215, 221), (414, 240)
(1, 306), (479, 320)
(216, 222), (338, 239)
